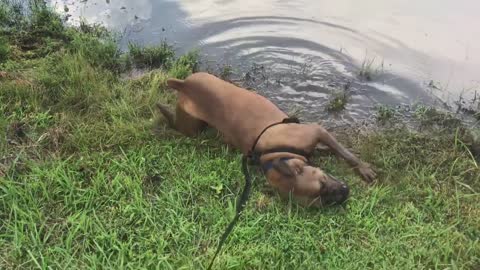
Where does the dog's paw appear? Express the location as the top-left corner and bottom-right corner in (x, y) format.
(355, 163), (376, 183)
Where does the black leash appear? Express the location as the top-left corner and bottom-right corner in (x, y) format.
(206, 155), (251, 270)
(206, 117), (301, 270)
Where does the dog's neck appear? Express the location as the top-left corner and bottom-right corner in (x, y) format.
(260, 152), (308, 175)
(259, 152), (308, 164)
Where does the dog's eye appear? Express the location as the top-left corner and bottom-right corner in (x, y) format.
(315, 185), (326, 196)
(318, 175), (327, 183)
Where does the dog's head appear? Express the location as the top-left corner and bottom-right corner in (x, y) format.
(265, 158), (349, 207)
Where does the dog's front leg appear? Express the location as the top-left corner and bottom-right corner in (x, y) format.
(315, 125), (376, 182)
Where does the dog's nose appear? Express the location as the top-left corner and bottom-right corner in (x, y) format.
(320, 181), (350, 206)
(325, 174), (350, 205)
(337, 183), (350, 204)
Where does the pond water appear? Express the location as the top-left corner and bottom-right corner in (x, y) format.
(49, 0), (480, 123)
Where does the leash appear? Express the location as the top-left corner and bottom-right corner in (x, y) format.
(207, 117), (301, 270)
(206, 155), (251, 270)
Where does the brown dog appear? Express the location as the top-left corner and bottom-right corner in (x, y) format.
(156, 72), (376, 207)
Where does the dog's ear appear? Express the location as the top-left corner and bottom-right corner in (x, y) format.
(289, 159), (305, 175)
(272, 159), (295, 177)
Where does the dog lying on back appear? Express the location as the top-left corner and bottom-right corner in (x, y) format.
(156, 72), (376, 207)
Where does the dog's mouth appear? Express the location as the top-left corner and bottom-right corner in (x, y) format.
(317, 174), (350, 206)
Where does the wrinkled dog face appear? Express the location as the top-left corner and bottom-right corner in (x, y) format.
(316, 172), (350, 206)
(270, 158), (349, 207)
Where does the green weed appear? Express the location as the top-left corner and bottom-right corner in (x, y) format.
(168, 50), (200, 79)
(68, 31), (123, 73)
(359, 56), (383, 81)
(0, 0), (24, 29)
(287, 104), (304, 119)
(35, 52), (115, 113)
(414, 104), (462, 130)
(128, 42), (176, 69)
(219, 64), (233, 80)
(375, 105), (396, 123)
(0, 36), (9, 62)
(327, 85), (350, 112)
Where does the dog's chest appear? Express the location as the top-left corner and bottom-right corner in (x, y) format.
(255, 125), (318, 154)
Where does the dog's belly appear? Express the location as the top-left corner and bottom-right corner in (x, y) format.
(255, 124), (319, 153)
(184, 96), (286, 152)
(179, 73), (288, 153)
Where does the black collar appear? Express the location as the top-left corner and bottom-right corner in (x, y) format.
(261, 157), (294, 172)
(247, 117), (310, 168)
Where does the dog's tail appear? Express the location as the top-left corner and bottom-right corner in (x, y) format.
(166, 78), (185, 91)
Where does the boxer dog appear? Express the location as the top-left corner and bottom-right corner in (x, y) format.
(156, 72), (376, 207)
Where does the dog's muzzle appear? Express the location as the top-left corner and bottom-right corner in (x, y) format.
(320, 174), (350, 205)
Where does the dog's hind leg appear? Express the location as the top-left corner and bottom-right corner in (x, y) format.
(156, 101), (206, 137)
(156, 103), (176, 128)
(174, 105), (207, 137)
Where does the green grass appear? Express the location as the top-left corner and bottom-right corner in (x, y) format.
(219, 64), (233, 80)
(1, 2), (479, 269)
(128, 42), (176, 69)
(327, 84), (350, 112)
(375, 105), (396, 123)
(414, 105), (462, 130)
(358, 56), (383, 81)
(0, 36), (9, 62)
(326, 92), (348, 112)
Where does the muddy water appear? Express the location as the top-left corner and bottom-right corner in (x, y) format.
(50, 0), (480, 123)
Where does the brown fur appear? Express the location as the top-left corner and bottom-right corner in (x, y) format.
(157, 72), (376, 207)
